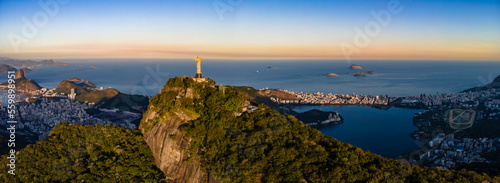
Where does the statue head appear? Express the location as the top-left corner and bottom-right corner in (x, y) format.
(194, 56), (203, 62)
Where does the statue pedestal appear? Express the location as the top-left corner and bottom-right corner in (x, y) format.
(191, 74), (206, 82)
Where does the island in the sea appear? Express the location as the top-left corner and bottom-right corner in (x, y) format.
(326, 73), (338, 77)
(349, 64), (364, 70)
(353, 74), (367, 77)
(349, 71), (374, 77)
(89, 65), (97, 68)
(349, 71), (375, 75)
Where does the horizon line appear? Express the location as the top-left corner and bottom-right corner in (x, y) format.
(5, 57), (500, 62)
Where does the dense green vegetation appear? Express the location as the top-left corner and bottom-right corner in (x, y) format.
(455, 151), (500, 177)
(0, 122), (165, 182)
(234, 86), (279, 109)
(146, 77), (499, 182)
(143, 76), (241, 133)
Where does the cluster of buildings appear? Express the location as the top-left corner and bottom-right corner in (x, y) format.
(270, 90), (393, 105)
(27, 88), (66, 98)
(418, 133), (500, 169)
(485, 99), (500, 110)
(266, 88), (499, 110)
(401, 89), (498, 108)
(0, 96), (140, 141)
(18, 98), (91, 125)
(0, 98), (92, 140)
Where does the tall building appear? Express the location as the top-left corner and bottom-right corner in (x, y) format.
(68, 88), (76, 100)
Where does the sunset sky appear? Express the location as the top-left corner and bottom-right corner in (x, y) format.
(0, 0), (499, 60)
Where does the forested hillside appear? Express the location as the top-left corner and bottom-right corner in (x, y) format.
(142, 77), (499, 182)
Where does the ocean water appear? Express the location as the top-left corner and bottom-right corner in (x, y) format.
(7, 59), (499, 97)
(2, 59), (499, 157)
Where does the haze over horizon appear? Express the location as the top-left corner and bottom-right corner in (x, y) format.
(0, 0), (499, 61)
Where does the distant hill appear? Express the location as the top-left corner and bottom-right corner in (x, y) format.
(56, 79), (118, 103)
(0, 64), (32, 74)
(0, 57), (67, 68)
(55, 79), (90, 94)
(462, 74), (500, 92)
(0, 69), (41, 91)
(234, 86), (299, 109)
(55, 79), (148, 112)
(15, 69), (26, 79)
(0, 64), (16, 74)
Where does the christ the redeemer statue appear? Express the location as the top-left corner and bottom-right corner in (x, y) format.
(193, 55), (203, 78)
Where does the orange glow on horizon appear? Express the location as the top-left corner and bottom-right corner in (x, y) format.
(1, 42), (499, 61)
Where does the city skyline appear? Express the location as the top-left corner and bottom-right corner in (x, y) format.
(0, 0), (499, 60)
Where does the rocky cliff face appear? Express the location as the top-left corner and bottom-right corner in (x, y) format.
(139, 80), (220, 183)
(15, 69), (26, 79)
(141, 109), (206, 182)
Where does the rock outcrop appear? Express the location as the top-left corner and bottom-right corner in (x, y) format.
(349, 64), (364, 70)
(15, 69), (26, 79)
(326, 73), (338, 77)
(353, 74), (367, 77)
(141, 108), (211, 183)
(140, 78), (220, 183)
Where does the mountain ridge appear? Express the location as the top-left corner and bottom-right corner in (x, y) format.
(139, 76), (499, 182)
